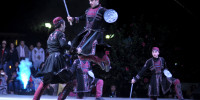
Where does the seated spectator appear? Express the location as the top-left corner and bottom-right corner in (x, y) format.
(0, 68), (8, 94)
(26, 75), (35, 95)
(11, 61), (21, 94)
(14, 62), (19, 73)
(107, 85), (120, 97)
(32, 76), (42, 92)
(8, 71), (17, 94)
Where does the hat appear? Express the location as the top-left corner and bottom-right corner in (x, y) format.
(152, 47), (159, 52)
(53, 17), (64, 27)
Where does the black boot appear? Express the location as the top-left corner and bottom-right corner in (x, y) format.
(33, 82), (48, 100)
(57, 81), (74, 100)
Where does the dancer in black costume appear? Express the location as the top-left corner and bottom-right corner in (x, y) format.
(33, 17), (81, 100)
(67, 0), (111, 72)
(58, 55), (104, 100)
(131, 47), (184, 100)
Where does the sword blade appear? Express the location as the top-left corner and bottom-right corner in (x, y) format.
(63, 0), (70, 16)
(81, 31), (98, 49)
(129, 83), (133, 99)
(63, 0), (72, 25)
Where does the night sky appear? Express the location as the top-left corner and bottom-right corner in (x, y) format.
(0, 0), (199, 82)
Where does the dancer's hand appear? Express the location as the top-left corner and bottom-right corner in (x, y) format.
(131, 78), (136, 84)
(67, 16), (73, 23)
(77, 47), (82, 54)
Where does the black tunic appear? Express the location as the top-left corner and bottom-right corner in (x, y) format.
(134, 57), (172, 96)
(72, 5), (109, 58)
(36, 30), (71, 84)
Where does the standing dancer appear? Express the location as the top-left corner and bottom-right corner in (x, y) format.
(131, 47), (184, 100)
(67, 0), (114, 72)
(58, 55), (104, 100)
(33, 17), (80, 100)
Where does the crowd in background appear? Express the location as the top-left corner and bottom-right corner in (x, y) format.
(0, 39), (199, 99)
(0, 40), (45, 95)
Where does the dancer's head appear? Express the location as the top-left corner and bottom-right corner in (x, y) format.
(53, 17), (66, 32)
(152, 47), (159, 58)
(89, 0), (99, 8)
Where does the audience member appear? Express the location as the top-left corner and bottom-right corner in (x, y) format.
(8, 42), (19, 76)
(0, 40), (9, 74)
(32, 42), (45, 70)
(7, 71), (17, 94)
(0, 68), (8, 94)
(16, 41), (29, 61)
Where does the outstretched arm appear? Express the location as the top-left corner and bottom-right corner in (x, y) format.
(67, 14), (86, 24)
(132, 59), (151, 83)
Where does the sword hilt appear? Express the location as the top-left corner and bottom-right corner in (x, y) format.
(68, 16), (72, 26)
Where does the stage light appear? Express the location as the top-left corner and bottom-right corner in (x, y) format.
(15, 40), (18, 46)
(110, 34), (115, 38)
(105, 35), (110, 39)
(45, 23), (52, 29)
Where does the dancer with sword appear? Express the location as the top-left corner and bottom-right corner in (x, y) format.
(131, 47), (184, 100)
(32, 17), (81, 100)
(66, 0), (118, 72)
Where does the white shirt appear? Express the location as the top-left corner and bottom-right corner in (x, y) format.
(20, 46), (25, 57)
(32, 47), (45, 62)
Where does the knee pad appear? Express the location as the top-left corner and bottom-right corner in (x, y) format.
(173, 79), (180, 85)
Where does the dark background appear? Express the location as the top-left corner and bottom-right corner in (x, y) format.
(0, 0), (199, 87)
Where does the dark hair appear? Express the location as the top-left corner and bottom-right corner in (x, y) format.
(54, 20), (64, 29)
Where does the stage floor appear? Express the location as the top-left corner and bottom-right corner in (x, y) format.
(0, 95), (191, 100)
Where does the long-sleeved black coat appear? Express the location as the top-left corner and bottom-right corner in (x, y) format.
(36, 30), (71, 84)
(71, 5), (109, 58)
(134, 57), (172, 96)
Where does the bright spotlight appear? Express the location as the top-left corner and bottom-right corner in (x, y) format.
(45, 23), (52, 29)
(105, 35), (110, 39)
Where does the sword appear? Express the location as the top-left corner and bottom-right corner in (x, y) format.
(81, 31), (98, 49)
(63, 0), (72, 26)
(129, 83), (133, 99)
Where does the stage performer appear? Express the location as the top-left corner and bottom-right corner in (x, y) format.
(131, 47), (184, 100)
(58, 55), (104, 100)
(33, 17), (81, 100)
(67, 0), (113, 72)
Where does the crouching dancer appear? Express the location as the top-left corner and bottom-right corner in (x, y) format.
(58, 55), (104, 100)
